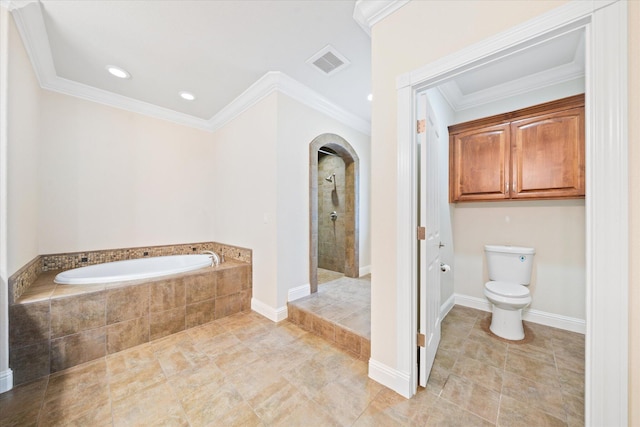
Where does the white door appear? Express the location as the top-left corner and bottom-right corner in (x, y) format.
(418, 93), (441, 387)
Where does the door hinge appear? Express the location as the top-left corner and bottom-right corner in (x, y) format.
(417, 226), (426, 241)
(417, 333), (426, 348)
(417, 119), (426, 134)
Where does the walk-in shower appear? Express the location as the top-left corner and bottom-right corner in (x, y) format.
(309, 135), (359, 293)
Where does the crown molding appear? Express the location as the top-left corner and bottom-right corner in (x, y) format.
(272, 72), (371, 135)
(353, 0), (410, 36)
(1, 0), (36, 11)
(208, 71), (371, 135)
(7, 0), (56, 89)
(9, 1), (371, 135)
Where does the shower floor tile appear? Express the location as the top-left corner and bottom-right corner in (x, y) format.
(318, 268), (345, 284)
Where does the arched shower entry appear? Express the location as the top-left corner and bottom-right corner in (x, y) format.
(309, 134), (359, 293)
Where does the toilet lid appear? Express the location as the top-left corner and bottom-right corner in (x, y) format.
(486, 281), (529, 298)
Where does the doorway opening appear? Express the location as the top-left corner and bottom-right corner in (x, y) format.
(309, 133), (359, 294)
(391, 3), (628, 423)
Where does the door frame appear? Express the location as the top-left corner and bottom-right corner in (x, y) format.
(395, 1), (628, 424)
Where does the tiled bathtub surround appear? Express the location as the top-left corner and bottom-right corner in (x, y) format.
(6, 256), (42, 305)
(9, 260), (251, 386)
(8, 241), (251, 302)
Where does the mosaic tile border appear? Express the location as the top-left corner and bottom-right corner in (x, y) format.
(9, 241), (251, 303)
(7, 256), (42, 305)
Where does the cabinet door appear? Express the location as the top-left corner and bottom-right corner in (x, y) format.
(510, 107), (584, 199)
(449, 123), (510, 202)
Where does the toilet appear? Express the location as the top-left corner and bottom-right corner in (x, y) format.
(483, 245), (535, 340)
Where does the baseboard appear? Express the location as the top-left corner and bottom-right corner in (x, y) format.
(287, 284), (310, 302)
(440, 293), (455, 320)
(359, 265), (371, 276)
(368, 358), (412, 399)
(522, 307), (586, 334)
(0, 368), (13, 394)
(453, 293), (586, 334)
(454, 294), (492, 313)
(251, 298), (288, 323)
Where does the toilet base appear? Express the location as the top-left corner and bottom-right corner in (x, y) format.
(489, 306), (525, 340)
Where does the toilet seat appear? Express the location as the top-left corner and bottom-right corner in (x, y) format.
(485, 281), (529, 298)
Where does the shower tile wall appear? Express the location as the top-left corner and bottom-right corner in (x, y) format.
(318, 154), (346, 273)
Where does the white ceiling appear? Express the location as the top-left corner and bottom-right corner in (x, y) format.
(7, 0), (585, 133)
(39, 0), (372, 121)
(438, 29), (585, 111)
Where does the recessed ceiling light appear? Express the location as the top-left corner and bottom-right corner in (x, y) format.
(106, 65), (130, 79)
(179, 91), (196, 101)
(367, 93), (373, 102)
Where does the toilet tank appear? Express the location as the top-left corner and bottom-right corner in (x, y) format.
(484, 245), (535, 285)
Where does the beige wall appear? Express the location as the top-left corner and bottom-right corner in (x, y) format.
(371, 0), (569, 368)
(453, 200), (585, 319)
(5, 10), (221, 273)
(38, 91), (215, 254)
(6, 13), (41, 275)
(275, 93), (370, 308)
(628, 1), (639, 424)
(209, 93), (280, 308)
(208, 92), (371, 311)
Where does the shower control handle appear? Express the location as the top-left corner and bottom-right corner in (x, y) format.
(330, 211), (338, 221)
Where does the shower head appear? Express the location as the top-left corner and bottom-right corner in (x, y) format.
(325, 174), (334, 183)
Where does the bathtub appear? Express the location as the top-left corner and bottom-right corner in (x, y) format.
(54, 254), (213, 285)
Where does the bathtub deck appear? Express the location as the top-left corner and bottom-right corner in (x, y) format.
(15, 260), (246, 304)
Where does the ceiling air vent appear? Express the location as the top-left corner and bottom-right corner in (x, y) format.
(307, 45), (351, 76)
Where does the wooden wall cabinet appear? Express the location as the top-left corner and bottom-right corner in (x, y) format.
(449, 95), (585, 203)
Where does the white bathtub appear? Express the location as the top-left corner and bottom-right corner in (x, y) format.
(54, 254), (213, 285)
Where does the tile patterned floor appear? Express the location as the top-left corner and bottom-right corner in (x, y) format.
(291, 276), (585, 426)
(428, 306), (585, 426)
(0, 305), (584, 426)
(317, 268), (345, 284)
